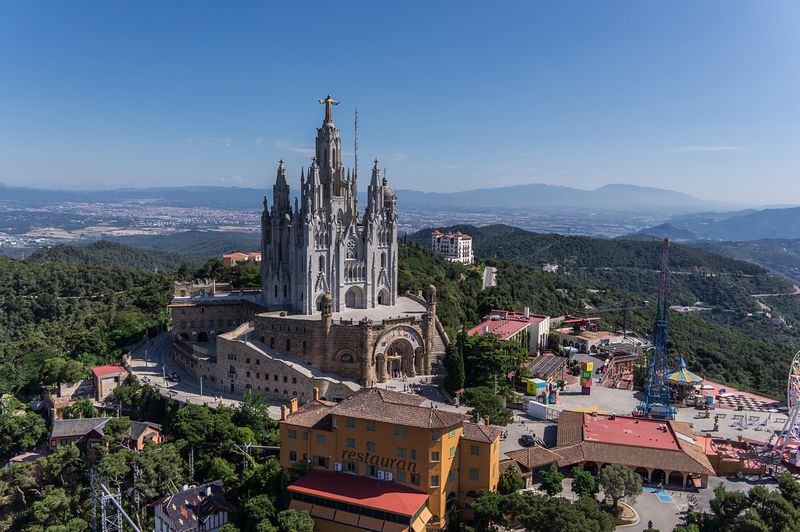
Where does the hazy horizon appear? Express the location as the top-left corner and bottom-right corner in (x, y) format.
(1, 1), (798, 204)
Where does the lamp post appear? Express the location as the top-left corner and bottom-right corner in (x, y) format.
(200, 376), (203, 397)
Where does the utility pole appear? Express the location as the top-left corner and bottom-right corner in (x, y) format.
(200, 375), (203, 397)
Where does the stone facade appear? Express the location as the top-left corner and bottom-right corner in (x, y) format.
(261, 97), (398, 315)
(169, 98), (445, 396)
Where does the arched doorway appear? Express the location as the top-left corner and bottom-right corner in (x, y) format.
(634, 467), (649, 483)
(344, 286), (365, 309)
(651, 469), (666, 485)
(668, 471), (684, 487)
(197, 331), (209, 342)
(229, 380), (235, 393)
(377, 288), (390, 305)
(583, 462), (598, 475)
(386, 338), (415, 379)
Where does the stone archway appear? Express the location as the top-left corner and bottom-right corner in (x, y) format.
(668, 471), (684, 487)
(377, 288), (390, 305)
(197, 331), (209, 342)
(634, 467), (649, 483)
(583, 462), (598, 475)
(344, 286), (365, 309)
(651, 469), (666, 485)
(374, 326), (425, 382)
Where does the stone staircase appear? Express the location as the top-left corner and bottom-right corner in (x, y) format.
(430, 318), (449, 372)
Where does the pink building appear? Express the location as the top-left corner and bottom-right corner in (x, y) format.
(467, 308), (551, 356)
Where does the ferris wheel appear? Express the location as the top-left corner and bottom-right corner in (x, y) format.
(776, 350), (800, 459)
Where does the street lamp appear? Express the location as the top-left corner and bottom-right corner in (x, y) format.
(200, 375), (204, 397)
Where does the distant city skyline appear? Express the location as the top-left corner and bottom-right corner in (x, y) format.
(1, 1), (798, 204)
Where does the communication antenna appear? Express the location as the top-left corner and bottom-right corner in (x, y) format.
(354, 108), (359, 179)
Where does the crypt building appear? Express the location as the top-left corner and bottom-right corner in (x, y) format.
(169, 97), (446, 399)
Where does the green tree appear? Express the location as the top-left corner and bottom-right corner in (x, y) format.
(60, 398), (100, 419)
(470, 489), (505, 530)
(443, 333), (466, 394)
(0, 396), (47, 461)
(102, 417), (133, 449)
(571, 467), (598, 498)
(497, 466), (525, 495)
(244, 494), (277, 531)
(462, 387), (513, 426)
(275, 509), (314, 532)
(539, 464), (564, 497)
(597, 464), (641, 509)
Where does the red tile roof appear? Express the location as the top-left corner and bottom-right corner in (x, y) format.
(467, 309), (548, 340)
(289, 471), (428, 516)
(92, 365), (127, 378)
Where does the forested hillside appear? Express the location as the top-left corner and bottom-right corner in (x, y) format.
(28, 240), (205, 270)
(409, 225), (800, 398)
(114, 230), (261, 257)
(0, 256), (172, 398)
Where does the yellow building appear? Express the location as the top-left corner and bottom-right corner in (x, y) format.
(280, 388), (501, 531)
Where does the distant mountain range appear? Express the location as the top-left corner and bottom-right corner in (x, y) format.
(0, 182), (748, 213)
(636, 206), (800, 241)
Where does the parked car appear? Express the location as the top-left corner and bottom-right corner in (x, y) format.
(519, 434), (536, 447)
(166, 372), (181, 383)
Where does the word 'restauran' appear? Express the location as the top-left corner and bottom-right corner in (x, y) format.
(341, 450), (417, 473)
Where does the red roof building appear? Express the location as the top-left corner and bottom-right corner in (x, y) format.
(91, 364), (128, 401)
(467, 309), (551, 356)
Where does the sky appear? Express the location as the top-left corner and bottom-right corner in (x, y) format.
(0, 1), (798, 205)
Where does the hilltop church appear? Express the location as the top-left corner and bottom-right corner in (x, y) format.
(169, 97), (446, 401)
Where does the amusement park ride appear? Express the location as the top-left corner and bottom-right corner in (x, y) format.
(774, 350), (800, 464)
(636, 239), (677, 420)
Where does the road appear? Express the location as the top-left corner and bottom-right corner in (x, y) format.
(127, 332), (283, 418)
(483, 266), (497, 289)
(752, 284), (800, 298)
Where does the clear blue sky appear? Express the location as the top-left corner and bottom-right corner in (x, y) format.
(1, 1), (798, 204)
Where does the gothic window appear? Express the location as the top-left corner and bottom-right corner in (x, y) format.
(283, 284), (287, 298)
(274, 285), (278, 298)
(346, 239), (357, 259)
(381, 252), (386, 268)
(340, 353), (354, 363)
(319, 256), (324, 271)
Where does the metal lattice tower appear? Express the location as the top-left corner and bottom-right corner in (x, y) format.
(90, 470), (141, 532)
(775, 350), (800, 459)
(638, 239), (676, 419)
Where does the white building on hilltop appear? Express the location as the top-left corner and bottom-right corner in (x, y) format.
(261, 96), (398, 314)
(431, 230), (473, 264)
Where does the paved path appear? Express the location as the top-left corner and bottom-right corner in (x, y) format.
(482, 266), (497, 289)
(752, 284), (800, 297)
(128, 333), (283, 419)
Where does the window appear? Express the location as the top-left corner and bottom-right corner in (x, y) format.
(367, 421), (376, 432)
(470, 445), (480, 456)
(410, 449), (416, 460)
(316, 456), (328, 468)
(288, 429), (297, 440)
(469, 468), (479, 481)
(274, 375), (278, 381)
(316, 434), (326, 445)
(246, 371), (250, 378)
(340, 352), (354, 363)
(302, 432), (308, 441)
(449, 447), (456, 458)
(286, 339), (291, 351)
(283, 376), (288, 383)
(449, 428), (456, 438)
(448, 470), (456, 482)
(397, 447), (406, 458)
(411, 473), (420, 486)
(346, 418), (356, 429)
(346, 438), (355, 449)
(346, 462), (358, 473)
(367, 441), (376, 452)
(292, 377), (297, 384)
(256, 358), (260, 365)
(246, 358), (250, 364)
(431, 431), (440, 441)
(431, 451), (440, 462)
(270, 337), (275, 348)
(396, 470), (406, 483)
(430, 475), (439, 488)
(303, 341), (307, 353)
(256, 373), (260, 379)
(394, 426), (408, 437)
(368, 465), (380, 478)
(289, 451), (297, 462)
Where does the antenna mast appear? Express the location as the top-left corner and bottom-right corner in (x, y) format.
(354, 108), (359, 179)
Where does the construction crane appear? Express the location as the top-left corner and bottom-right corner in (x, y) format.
(636, 239), (676, 420)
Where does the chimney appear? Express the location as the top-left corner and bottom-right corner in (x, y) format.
(483, 416), (490, 426)
(280, 405), (287, 421)
(313, 387), (319, 401)
(290, 397), (299, 413)
(524, 307), (530, 319)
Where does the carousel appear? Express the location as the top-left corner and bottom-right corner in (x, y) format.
(667, 355), (703, 403)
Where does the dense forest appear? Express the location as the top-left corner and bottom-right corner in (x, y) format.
(29, 240), (205, 271)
